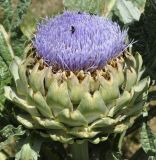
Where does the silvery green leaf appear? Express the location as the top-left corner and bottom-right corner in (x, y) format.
(0, 125), (25, 138)
(0, 0), (31, 57)
(0, 125), (25, 151)
(131, 0), (146, 12)
(114, 0), (146, 24)
(141, 123), (156, 154)
(0, 56), (11, 110)
(63, 0), (117, 16)
(0, 25), (14, 64)
(15, 137), (43, 160)
(148, 156), (156, 160)
(0, 152), (7, 160)
(15, 143), (38, 160)
(12, 0), (32, 30)
(0, 0), (13, 31)
(0, 25), (14, 110)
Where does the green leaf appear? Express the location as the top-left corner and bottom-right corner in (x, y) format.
(10, 0), (32, 57)
(0, 56), (11, 110)
(63, 0), (117, 16)
(141, 123), (156, 156)
(102, 150), (122, 160)
(0, 25), (14, 110)
(114, 0), (144, 24)
(11, 0), (32, 31)
(129, 0), (156, 81)
(63, 0), (146, 23)
(0, 125), (25, 138)
(0, 125), (25, 151)
(0, 0), (13, 31)
(131, 0), (146, 12)
(0, 25), (14, 64)
(15, 136), (43, 160)
(0, 0), (31, 32)
(0, 0), (32, 57)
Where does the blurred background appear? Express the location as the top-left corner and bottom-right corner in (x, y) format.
(0, 0), (156, 160)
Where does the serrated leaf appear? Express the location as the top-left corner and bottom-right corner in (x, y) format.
(0, 24), (14, 64)
(0, 125), (25, 151)
(141, 123), (156, 154)
(0, 0), (32, 57)
(113, 0), (146, 24)
(0, 0), (13, 31)
(0, 25), (13, 110)
(10, 0), (32, 57)
(15, 137), (43, 160)
(63, 0), (117, 16)
(0, 56), (11, 110)
(11, 0), (32, 31)
(0, 125), (25, 138)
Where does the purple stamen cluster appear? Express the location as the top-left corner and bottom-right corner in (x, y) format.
(34, 11), (127, 71)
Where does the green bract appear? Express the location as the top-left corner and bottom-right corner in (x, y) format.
(5, 52), (150, 144)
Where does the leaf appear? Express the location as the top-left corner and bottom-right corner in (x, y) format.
(15, 143), (38, 160)
(11, 0), (32, 31)
(0, 125), (25, 138)
(131, 0), (147, 12)
(0, 0), (32, 57)
(141, 123), (156, 156)
(0, 25), (14, 64)
(63, 0), (146, 23)
(0, 0), (13, 31)
(129, 0), (156, 81)
(0, 25), (14, 110)
(102, 150), (122, 160)
(63, 0), (117, 16)
(114, 0), (143, 24)
(0, 125), (25, 151)
(10, 0), (32, 57)
(15, 136), (43, 160)
(0, 56), (11, 110)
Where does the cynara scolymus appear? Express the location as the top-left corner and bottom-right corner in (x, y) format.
(34, 11), (127, 71)
(5, 11), (150, 147)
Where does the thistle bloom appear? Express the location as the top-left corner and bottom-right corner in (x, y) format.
(5, 11), (150, 146)
(34, 11), (127, 71)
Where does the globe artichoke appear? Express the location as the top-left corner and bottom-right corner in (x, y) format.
(5, 11), (150, 144)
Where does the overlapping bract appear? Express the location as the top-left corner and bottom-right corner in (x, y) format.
(34, 11), (127, 71)
(5, 52), (150, 144)
(4, 12), (150, 144)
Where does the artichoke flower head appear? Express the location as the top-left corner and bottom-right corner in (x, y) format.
(34, 11), (127, 72)
(5, 11), (150, 144)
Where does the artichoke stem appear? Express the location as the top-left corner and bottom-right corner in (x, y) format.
(70, 141), (89, 160)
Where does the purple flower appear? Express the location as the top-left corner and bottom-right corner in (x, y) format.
(34, 11), (127, 71)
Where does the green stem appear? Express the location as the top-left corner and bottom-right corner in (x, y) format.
(70, 141), (89, 160)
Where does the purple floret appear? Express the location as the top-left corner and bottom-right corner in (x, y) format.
(34, 11), (128, 71)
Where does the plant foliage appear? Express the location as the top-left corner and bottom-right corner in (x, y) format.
(0, 125), (25, 151)
(63, 0), (116, 16)
(0, 25), (13, 110)
(15, 137), (42, 160)
(129, 0), (156, 80)
(0, 0), (31, 110)
(0, 0), (156, 160)
(63, 0), (146, 24)
(0, 0), (31, 57)
(141, 123), (156, 159)
(114, 0), (145, 24)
